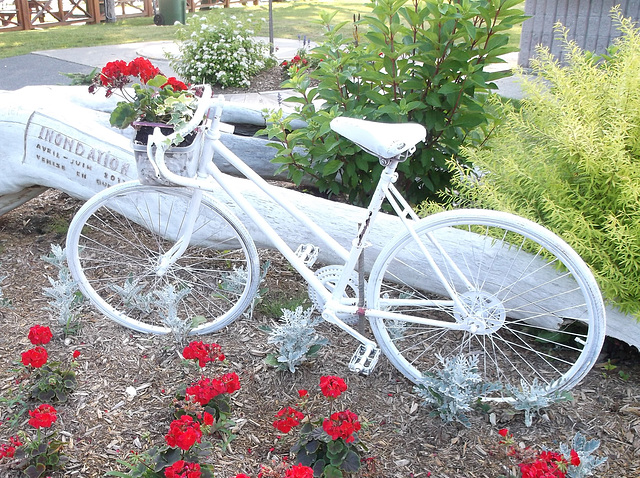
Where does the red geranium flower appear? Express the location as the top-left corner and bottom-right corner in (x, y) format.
(127, 57), (161, 84)
(21, 346), (48, 368)
(498, 428), (509, 437)
(100, 59), (130, 86)
(220, 372), (240, 394)
(182, 341), (225, 367)
(570, 449), (580, 466)
(298, 389), (308, 398)
(73, 350), (81, 359)
(28, 404), (57, 429)
(186, 372), (240, 406)
(164, 460), (202, 478)
(273, 406), (305, 434)
(28, 324), (53, 345)
(165, 415), (203, 450)
(322, 409), (361, 443)
(234, 475), (251, 478)
(162, 77), (188, 92)
(319, 375), (347, 398)
(519, 450), (570, 478)
(0, 436), (22, 459)
(202, 411), (214, 426)
(284, 464), (314, 478)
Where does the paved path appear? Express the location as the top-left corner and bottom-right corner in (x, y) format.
(0, 37), (301, 92)
(0, 38), (525, 99)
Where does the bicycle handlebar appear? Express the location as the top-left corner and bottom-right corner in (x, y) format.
(145, 84), (221, 188)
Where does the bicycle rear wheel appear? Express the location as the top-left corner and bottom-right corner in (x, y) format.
(368, 209), (605, 397)
(66, 182), (260, 335)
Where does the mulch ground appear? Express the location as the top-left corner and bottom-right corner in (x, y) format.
(1, 188), (640, 478)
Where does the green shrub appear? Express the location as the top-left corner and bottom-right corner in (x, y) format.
(170, 13), (276, 88)
(432, 8), (640, 317)
(260, 0), (526, 205)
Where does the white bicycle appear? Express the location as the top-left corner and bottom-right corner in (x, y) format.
(66, 86), (606, 397)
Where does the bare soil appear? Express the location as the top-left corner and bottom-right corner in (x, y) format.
(209, 66), (289, 95)
(1, 188), (640, 478)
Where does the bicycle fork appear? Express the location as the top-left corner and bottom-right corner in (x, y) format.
(155, 188), (204, 276)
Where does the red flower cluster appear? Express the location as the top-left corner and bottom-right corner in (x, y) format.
(28, 404), (57, 429)
(165, 415), (203, 451)
(519, 450), (580, 478)
(21, 346), (48, 369)
(182, 341), (225, 368)
(28, 325), (53, 345)
(100, 59), (129, 87)
(498, 428), (515, 445)
(164, 460), (202, 478)
(0, 436), (22, 459)
(284, 464), (314, 478)
(319, 375), (347, 398)
(198, 411), (214, 426)
(322, 410), (361, 443)
(280, 55), (309, 70)
(162, 77), (188, 92)
(273, 406), (305, 433)
(99, 57), (161, 88)
(127, 57), (161, 84)
(185, 372), (241, 406)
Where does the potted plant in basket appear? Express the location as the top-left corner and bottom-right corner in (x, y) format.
(89, 57), (204, 184)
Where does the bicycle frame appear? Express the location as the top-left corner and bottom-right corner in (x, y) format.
(148, 99), (468, 355)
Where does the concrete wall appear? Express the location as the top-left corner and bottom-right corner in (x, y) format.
(519, 0), (640, 67)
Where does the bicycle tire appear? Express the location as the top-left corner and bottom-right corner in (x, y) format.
(368, 209), (606, 397)
(66, 182), (260, 335)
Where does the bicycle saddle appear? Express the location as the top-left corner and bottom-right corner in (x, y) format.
(330, 117), (427, 159)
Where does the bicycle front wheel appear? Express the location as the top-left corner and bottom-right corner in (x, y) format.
(66, 182), (260, 335)
(368, 209), (605, 397)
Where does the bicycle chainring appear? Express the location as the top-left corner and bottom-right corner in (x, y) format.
(308, 265), (362, 325)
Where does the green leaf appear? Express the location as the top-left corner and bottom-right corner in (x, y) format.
(322, 159), (343, 176)
(327, 439), (347, 455)
(25, 464), (47, 478)
(340, 450), (362, 472)
(305, 439), (320, 454)
(312, 459), (327, 477)
(323, 464), (344, 478)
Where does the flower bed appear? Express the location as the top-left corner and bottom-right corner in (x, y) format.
(0, 190), (638, 477)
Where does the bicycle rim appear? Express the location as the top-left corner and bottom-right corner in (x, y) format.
(66, 182), (260, 335)
(368, 209), (606, 398)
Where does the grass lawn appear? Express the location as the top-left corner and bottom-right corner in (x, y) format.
(0, 0), (370, 59)
(0, 0), (521, 59)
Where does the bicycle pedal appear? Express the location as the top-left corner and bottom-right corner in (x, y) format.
(348, 344), (380, 376)
(295, 244), (319, 267)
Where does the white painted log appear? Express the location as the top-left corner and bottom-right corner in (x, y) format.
(0, 86), (637, 349)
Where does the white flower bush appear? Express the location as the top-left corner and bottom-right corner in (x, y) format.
(170, 14), (275, 88)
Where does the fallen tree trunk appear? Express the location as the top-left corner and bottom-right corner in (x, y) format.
(0, 86), (637, 349)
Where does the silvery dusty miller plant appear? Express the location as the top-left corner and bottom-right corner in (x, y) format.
(0, 270), (12, 308)
(154, 283), (194, 345)
(505, 378), (571, 427)
(170, 13), (276, 88)
(262, 306), (328, 373)
(559, 432), (607, 477)
(42, 244), (84, 333)
(218, 261), (269, 319)
(414, 354), (501, 427)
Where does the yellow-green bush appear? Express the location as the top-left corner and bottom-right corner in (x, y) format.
(432, 8), (640, 317)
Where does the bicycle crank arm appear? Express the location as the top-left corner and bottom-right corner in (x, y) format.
(321, 307), (381, 375)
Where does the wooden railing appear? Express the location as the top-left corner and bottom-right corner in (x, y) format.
(0, 0), (258, 32)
